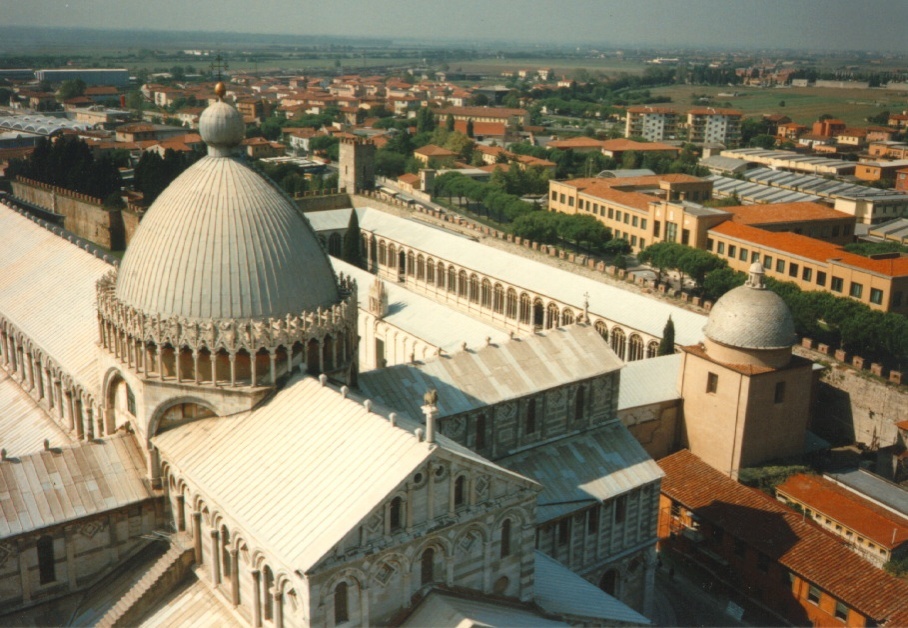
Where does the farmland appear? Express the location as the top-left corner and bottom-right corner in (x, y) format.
(647, 84), (908, 126)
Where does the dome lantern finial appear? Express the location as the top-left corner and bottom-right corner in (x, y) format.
(214, 82), (227, 101)
(198, 96), (244, 157)
(746, 261), (766, 290)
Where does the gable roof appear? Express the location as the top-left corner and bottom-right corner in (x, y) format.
(659, 450), (908, 626)
(358, 325), (623, 421)
(501, 421), (663, 522)
(152, 375), (533, 573)
(0, 203), (112, 397)
(414, 144), (456, 157)
(777, 474), (908, 551)
(0, 433), (153, 539)
(709, 221), (908, 277)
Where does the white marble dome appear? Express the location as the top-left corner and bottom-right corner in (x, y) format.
(116, 101), (339, 321)
(198, 99), (244, 156)
(704, 263), (797, 350)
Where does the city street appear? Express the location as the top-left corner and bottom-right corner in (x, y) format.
(650, 550), (781, 627)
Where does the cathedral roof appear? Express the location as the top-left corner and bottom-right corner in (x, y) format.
(704, 262), (797, 350)
(115, 99), (338, 321)
(152, 375), (535, 573)
(357, 325), (623, 422)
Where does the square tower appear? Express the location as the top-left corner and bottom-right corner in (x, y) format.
(338, 136), (376, 193)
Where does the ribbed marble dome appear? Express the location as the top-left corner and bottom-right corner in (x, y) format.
(116, 101), (339, 321)
(704, 263), (797, 350)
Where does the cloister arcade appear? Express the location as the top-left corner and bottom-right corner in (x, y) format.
(0, 317), (106, 442)
(363, 233), (663, 363)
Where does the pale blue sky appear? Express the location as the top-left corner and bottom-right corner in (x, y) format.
(2, 0), (907, 51)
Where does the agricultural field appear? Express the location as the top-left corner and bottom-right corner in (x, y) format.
(648, 84), (908, 126)
(455, 57), (648, 78)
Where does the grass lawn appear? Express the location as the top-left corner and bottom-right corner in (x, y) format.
(648, 84), (908, 126)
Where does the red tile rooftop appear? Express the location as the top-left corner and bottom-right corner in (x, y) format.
(452, 120), (506, 137)
(437, 106), (528, 117)
(777, 474), (908, 550)
(599, 139), (679, 152)
(709, 221), (908, 277)
(723, 202), (853, 225)
(659, 450), (908, 626)
(545, 137), (606, 149)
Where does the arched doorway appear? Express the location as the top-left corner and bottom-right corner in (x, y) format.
(599, 568), (619, 596)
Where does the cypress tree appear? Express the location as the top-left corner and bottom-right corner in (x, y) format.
(445, 113), (455, 132)
(466, 118), (474, 138)
(342, 209), (365, 269)
(658, 316), (675, 356)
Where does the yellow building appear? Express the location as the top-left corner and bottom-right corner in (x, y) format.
(707, 221), (908, 313)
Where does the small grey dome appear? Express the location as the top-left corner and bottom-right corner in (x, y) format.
(199, 100), (244, 155)
(704, 263), (797, 350)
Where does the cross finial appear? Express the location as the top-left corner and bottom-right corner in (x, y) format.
(209, 52), (229, 82)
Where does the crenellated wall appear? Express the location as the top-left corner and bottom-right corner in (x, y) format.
(11, 178), (128, 250)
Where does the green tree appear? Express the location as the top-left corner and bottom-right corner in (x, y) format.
(342, 210), (365, 268)
(445, 113), (455, 132)
(658, 316), (675, 355)
(260, 116), (284, 141)
(466, 119), (474, 138)
(511, 211), (560, 244)
(125, 90), (145, 115)
(56, 79), (87, 102)
(374, 150), (407, 177)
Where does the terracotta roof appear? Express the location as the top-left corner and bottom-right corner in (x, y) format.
(437, 106), (527, 118)
(546, 137), (606, 149)
(777, 474), (908, 550)
(724, 202), (853, 225)
(397, 173), (419, 186)
(452, 120), (506, 137)
(709, 221), (908, 277)
(659, 450), (908, 626)
(414, 144), (456, 157)
(599, 139), (679, 153)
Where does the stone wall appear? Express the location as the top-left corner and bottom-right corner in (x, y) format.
(620, 400), (682, 461)
(11, 178), (126, 250)
(294, 190), (352, 213)
(0, 498), (163, 614)
(812, 363), (908, 448)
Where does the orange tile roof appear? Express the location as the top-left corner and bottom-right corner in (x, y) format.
(724, 202), (853, 225)
(777, 474), (908, 550)
(452, 120), (506, 137)
(709, 221), (908, 277)
(659, 450), (908, 626)
(546, 137), (606, 149)
(599, 139), (679, 153)
(477, 163), (511, 173)
(414, 144), (457, 157)
(437, 106), (527, 118)
(397, 173), (420, 186)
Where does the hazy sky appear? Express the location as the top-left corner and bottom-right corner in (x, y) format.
(3, 0), (908, 52)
